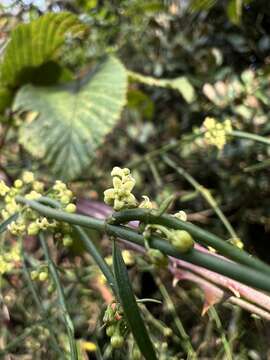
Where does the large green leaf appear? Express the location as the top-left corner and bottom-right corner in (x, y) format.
(13, 56), (127, 180)
(0, 12), (85, 88)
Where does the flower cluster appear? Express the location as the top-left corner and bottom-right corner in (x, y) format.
(0, 243), (20, 275)
(104, 167), (137, 211)
(202, 117), (232, 150)
(0, 173), (76, 243)
(52, 180), (76, 213)
(103, 303), (128, 349)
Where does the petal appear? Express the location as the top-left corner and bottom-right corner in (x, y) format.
(113, 176), (122, 189)
(122, 180), (135, 193)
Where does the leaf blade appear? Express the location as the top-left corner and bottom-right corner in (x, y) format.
(13, 56), (127, 180)
(113, 241), (157, 360)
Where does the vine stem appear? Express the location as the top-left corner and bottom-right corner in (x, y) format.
(15, 197), (270, 293)
(39, 233), (78, 360)
(231, 130), (270, 146)
(111, 208), (270, 277)
(162, 155), (238, 240)
(37, 196), (117, 296)
(21, 248), (63, 357)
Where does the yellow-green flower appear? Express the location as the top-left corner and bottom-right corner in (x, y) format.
(104, 167), (137, 211)
(0, 243), (20, 275)
(0, 180), (10, 196)
(202, 117), (232, 150)
(22, 171), (35, 184)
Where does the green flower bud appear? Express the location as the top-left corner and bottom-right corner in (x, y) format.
(147, 249), (168, 267)
(25, 191), (42, 200)
(103, 305), (115, 323)
(65, 204), (76, 213)
(0, 180), (10, 196)
(48, 282), (56, 293)
(170, 230), (194, 253)
(28, 222), (40, 236)
(139, 195), (153, 209)
(106, 324), (115, 337)
(110, 335), (124, 348)
(111, 167), (124, 177)
(63, 234), (73, 247)
(60, 195), (70, 205)
(22, 171), (34, 184)
(39, 271), (48, 282)
(163, 327), (173, 337)
(30, 270), (38, 280)
(32, 181), (44, 193)
(14, 179), (23, 189)
(132, 347), (141, 360)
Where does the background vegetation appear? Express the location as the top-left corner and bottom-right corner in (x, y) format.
(1, 0), (270, 359)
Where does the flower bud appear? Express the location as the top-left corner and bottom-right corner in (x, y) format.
(147, 249), (168, 267)
(106, 324), (115, 337)
(14, 179), (23, 189)
(170, 230), (194, 253)
(63, 234), (73, 247)
(65, 204), (76, 213)
(30, 270), (38, 280)
(110, 335), (124, 348)
(39, 271), (48, 282)
(28, 222), (40, 236)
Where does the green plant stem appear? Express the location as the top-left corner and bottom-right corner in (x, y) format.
(74, 226), (117, 296)
(155, 277), (196, 359)
(209, 307), (233, 360)
(39, 233), (78, 360)
(111, 208), (270, 277)
(231, 130), (270, 146)
(127, 133), (200, 168)
(21, 248), (63, 357)
(162, 155), (238, 240)
(15, 197), (270, 292)
(0, 319), (53, 356)
(37, 196), (117, 296)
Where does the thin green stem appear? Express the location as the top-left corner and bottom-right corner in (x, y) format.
(21, 248), (63, 357)
(37, 196), (117, 296)
(0, 319), (52, 356)
(74, 226), (117, 296)
(127, 133), (200, 169)
(39, 233), (78, 360)
(209, 307), (233, 360)
(111, 208), (270, 277)
(162, 155), (238, 240)
(155, 277), (197, 359)
(14, 197), (270, 293)
(231, 130), (270, 146)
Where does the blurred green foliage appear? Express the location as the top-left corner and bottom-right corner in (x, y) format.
(1, 0), (270, 358)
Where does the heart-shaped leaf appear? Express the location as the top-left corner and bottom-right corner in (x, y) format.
(13, 56), (127, 180)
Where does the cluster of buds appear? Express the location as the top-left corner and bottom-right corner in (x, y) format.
(30, 265), (55, 292)
(52, 180), (76, 213)
(104, 167), (137, 211)
(0, 173), (77, 241)
(202, 117), (232, 150)
(31, 265), (49, 282)
(0, 243), (20, 275)
(0, 171), (44, 236)
(103, 302), (128, 349)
